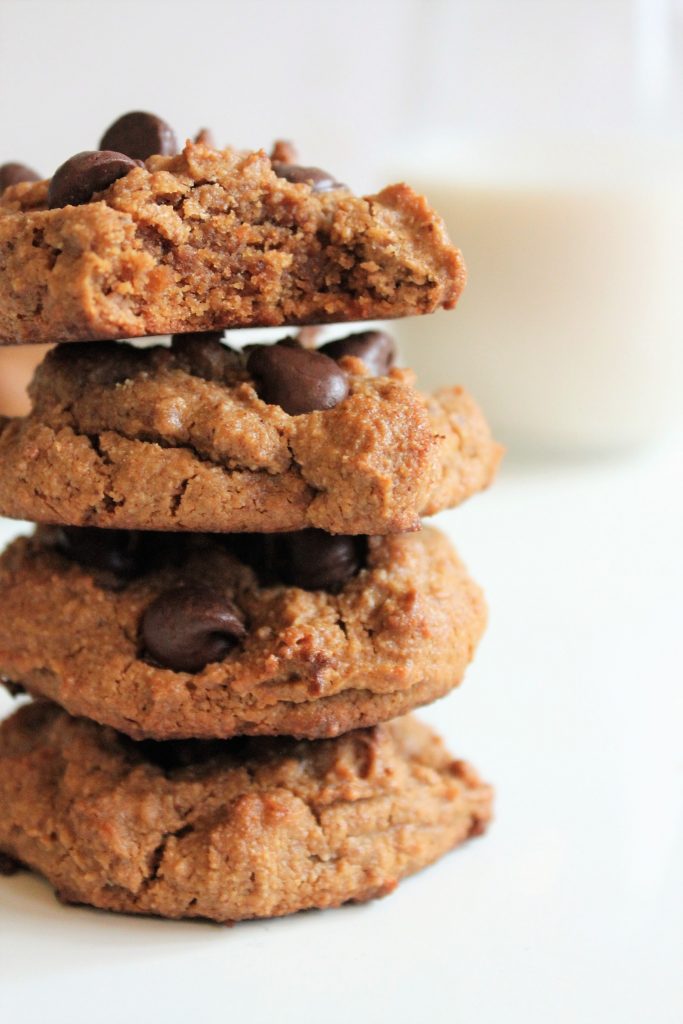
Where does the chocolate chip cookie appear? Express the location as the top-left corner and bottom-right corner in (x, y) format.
(0, 702), (492, 922)
(0, 334), (502, 534)
(0, 525), (485, 739)
(0, 128), (465, 344)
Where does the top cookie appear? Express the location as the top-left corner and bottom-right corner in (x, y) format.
(0, 114), (465, 345)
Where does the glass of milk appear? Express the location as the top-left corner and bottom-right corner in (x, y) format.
(393, 138), (683, 456)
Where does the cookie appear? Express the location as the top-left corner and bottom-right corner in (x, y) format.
(0, 137), (465, 345)
(0, 335), (502, 534)
(0, 525), (485, 739)
(0, 702), (492, 922)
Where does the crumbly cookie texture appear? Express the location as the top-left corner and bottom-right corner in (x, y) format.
(0, 340), (501, 534)
(0, 141), (466, 345)
(0, 703), (492, 922)
(0, 527), (485, 739)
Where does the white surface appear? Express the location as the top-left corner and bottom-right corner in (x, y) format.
(0, 439), (681, 1023)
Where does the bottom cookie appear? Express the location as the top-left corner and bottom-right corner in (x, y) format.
(0, 702), (492, 923)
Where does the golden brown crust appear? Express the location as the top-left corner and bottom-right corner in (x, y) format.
(0, 703), (492, 922)
(0, 527), (485, 739)
(0, 142), (466, 345)
(0, 341), (502, 533)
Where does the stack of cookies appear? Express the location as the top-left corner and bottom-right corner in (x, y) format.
(0, 112), (501, 922)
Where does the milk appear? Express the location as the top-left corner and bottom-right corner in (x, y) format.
(393, 140), (683, 454)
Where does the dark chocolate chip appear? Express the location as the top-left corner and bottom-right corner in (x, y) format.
(170, 332), (241, 382)
(141, 585), (246, 673)
(319, 330), (396, 376)
(271, 161), (344, 192)
(0, 162), (41, 194)
(221, 532), (365, 591)
(51, 526), (144, 581)
(247, 345), (348, 415)
(275, 336), (304, 349)
(276, 530), (366, 592)
(48, 150), (138, 209)
(99, 111), (178, 161)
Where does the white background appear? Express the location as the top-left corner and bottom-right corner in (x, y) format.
(2, 0), (683, 190)
(0, 1), (682, 1020)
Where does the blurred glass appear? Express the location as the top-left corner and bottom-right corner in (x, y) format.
(391, 0), (683, 455)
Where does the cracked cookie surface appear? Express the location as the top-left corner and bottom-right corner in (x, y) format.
(0, 141), (465, 345)
(0, 526), (485, 739)
(0, 338), (502, 533)
(0, 703), (492, 922)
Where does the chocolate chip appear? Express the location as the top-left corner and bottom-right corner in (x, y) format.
(171, 331), (240, 382)
(0, 162), (41, 194)
(141, 585), (246, 673)
(48, 150), (138, 209)
(99, 111), (178, 161)
(271, 161), (344, 192)
(276, 531), (366, 592)
(247, 345), (348, 415)
(319, 330), (396, 376)
(51, 526), (144, 581)
(275, 336), (304, 349)
(223, 532), (365, 591)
